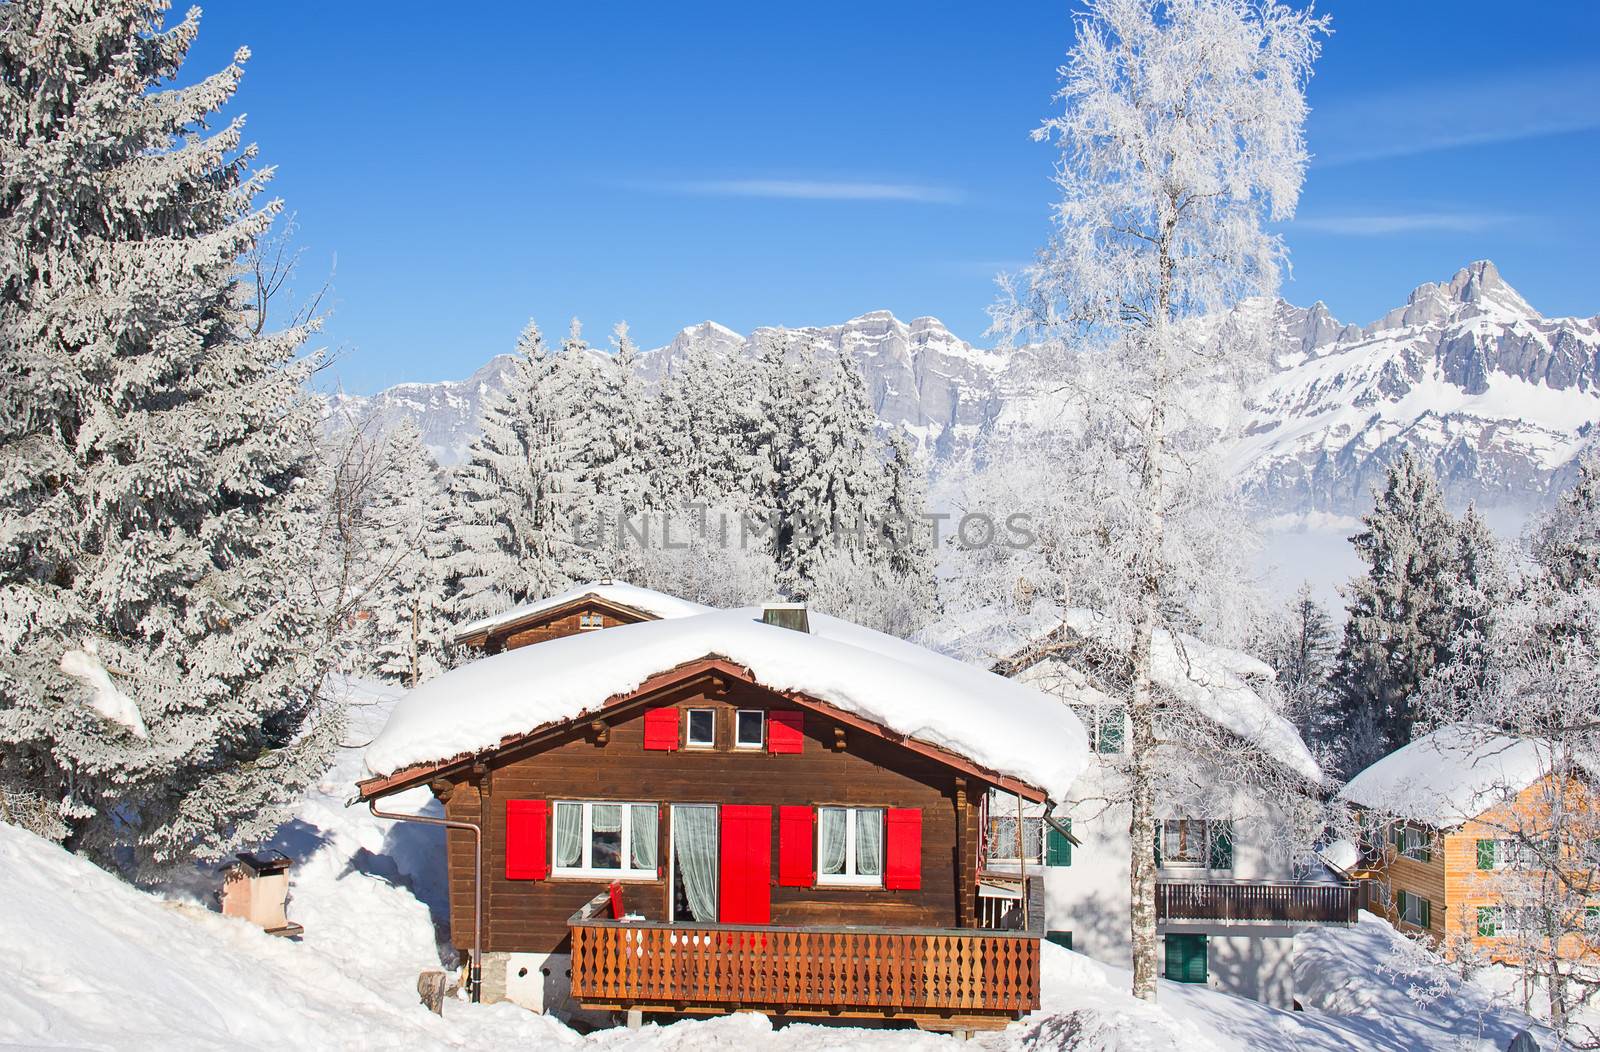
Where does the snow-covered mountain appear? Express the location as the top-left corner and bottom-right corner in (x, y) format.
(325, 262), (1598, 518)
(1236, 261), (1600, 514)
(326, 311), (1012, 466)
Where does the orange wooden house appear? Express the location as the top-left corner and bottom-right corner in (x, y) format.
(1337, 725), (1600, 963)
(357, 589), (1090, 1031)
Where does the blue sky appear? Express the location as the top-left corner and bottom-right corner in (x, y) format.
(183, 1), (1600, 394)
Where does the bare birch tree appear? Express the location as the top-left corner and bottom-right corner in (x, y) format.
(990, 0), (1327, 999)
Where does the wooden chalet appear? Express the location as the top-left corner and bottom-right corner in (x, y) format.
(451, 581), (704, 654)
(357, 595), (1089, 1031)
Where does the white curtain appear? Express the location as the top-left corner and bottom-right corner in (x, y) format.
(673, 805), (718, 923)
(555, 802), (582, 868)
(592, 803), (623, 833)
(820, 808), (848, 875)
(855, 809), (883, 877)
(631, 805), (658, 871)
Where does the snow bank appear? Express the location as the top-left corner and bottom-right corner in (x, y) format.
(1337, 724), (1551, 827)
(452, 581), (711, 640)
(370, 608), (1092, 801)
(919, 604), (1320, 783)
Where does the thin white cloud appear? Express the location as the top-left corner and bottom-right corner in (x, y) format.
(637, 178), (964, 204)
(1312, 65), (1600, 166)
(1293, 212), (1514, 236)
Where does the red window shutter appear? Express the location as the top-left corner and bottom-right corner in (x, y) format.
(643, 706), (679, 750)
(505, 799), (549, 880)
(768, 710), (804, 754)
(718, 804), (773, 924)
(885, 808), (922, 890)
(778, 806), (815, 887)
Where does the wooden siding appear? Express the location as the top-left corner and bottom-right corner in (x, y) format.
(1443, 776), (1600, 963)
(435, 675), (984, 955)
(1356, 824), (1447, 940)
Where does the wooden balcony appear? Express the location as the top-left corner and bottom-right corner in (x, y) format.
(569, 899), (1040, 1027)
(1156, 879), (1359, 927)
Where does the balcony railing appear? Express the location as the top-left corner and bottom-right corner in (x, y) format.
(569, 897), (1040, 1023)
(1156, 879), (1359, 926)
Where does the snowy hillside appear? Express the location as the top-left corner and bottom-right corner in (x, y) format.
(1238, 261), (1600, 513)
(0, 676), (1546, 1051)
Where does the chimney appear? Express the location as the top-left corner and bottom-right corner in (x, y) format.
(761, 603), (810, 634)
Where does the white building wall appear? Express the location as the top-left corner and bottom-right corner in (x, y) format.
(987, 758), (1304, 1006)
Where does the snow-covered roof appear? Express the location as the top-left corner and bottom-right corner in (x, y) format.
(369, 607), (1092, 801)
(917, 603), (1320, 783)
(1336, 725), (1557, 828)
(451, 581), (711, 641)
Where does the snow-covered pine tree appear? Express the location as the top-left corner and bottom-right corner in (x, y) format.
(1534, 450), (1600, 591)
(653, 336), (759, 508)
(364, 421), (452, 686)
(444, 321), (593, 621)
(1265, 584), (1336, 756)
(596, 322), (654, 518)
(765, 341), (885, 600)
(1328, 451), (1462, 774)
(0, 2), (338, 871)
(988, 0), (1328, 1000)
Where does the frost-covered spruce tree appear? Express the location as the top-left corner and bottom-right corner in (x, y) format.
(0, 2), (338, 870)
(364, 422), (452, 686)
(445, 321), (594, 620)
(989, 0), (1327, 1000)
(1534, 450), (1600, 591)
(1265, 584), (1336, 757)
(1327, 452), (1462, 774)
(654, 336), (761, 508)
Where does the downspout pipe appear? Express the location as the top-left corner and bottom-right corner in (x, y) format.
(367, 797), (484, 1003)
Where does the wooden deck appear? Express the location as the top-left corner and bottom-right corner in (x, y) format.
(1156, 879), (1359, 926)
(569, 901), (1040, 1027)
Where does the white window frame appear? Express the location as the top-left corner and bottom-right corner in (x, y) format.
(1160, 819), (1214, 869)
(817, 806), (885, 888)
(1399, 890), (1428, 927)
(684, 708), (716, 749)
(734, 709), (765, 750)
(578, 612), (603, 630)
(987, 815), (1044, 865)
(551, 800), (658, 879)
(1398, 826), (1431, 862)
(1492, 838), (1550, 869)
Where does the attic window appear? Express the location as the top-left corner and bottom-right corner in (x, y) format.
(685, 709), (715, 748)
(735, 710), (765, 749)
(579, 612), (604, 630)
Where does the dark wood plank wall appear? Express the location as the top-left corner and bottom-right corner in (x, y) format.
(497, 605), (636, 651)
(436, 676), (990, 955)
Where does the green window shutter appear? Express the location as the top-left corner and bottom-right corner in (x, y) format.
(1154, 825), (1162, 868)
(1046, 821), (1073, 867)
(1208, 821), (1234, 870)
(1046, 930), (1072, 950)
(1165, 935), (1207, 983)
(1419, 897), (1431, 930)
(1395, 890), (1408, 920)
(1476, 840), (1495, 870)
(1099, 706), (1125, 754)
(1418, 834), (1432, 865)
(1477, 906), (1497, 937)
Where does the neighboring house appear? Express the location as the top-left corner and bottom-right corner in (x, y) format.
(1338, 724), (1600, 963)
(452, 581), (709, 654)
(356, 596), (1091, 1032)
(918, 603), (1356, 1009)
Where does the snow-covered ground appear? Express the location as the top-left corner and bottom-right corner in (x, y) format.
(0, 679), (1549, 1051)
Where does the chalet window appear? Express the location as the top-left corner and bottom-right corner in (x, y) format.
(1393, 824), (1432, 863)
(1159, 819), (1232, 870)
(1395, 889), (1431, 929)
(988, 816), (1044, 864)
(552, 801), (658, 878)
(735, 710), (765, 749)
(579, 612), (604, 630)
(1492, 904), (1545, 935)
(685, 708), (715, 748)
(1477, 838), (1550, 870)
(1072, 704), (1126, 754)
(817, 806), (884, 886)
